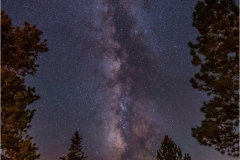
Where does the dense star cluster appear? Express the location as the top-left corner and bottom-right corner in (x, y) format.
(99, 1), (163, 159)
(2, 0), (238, 160)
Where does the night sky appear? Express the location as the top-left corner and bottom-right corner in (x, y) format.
(2, 0), (238, 160)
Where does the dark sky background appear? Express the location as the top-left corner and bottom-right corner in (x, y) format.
(2, 0), (238, 160)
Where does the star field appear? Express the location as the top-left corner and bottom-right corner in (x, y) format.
(2, 0), (238, 160)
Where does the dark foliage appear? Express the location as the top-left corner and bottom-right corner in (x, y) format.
(157, 135), (191, 160)
(60, 131), (87, 160)
(189, 0), (239, 157)
(1, 11), (48, 159)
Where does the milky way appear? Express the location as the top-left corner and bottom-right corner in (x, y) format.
(2, 0), (238, 160)
(99, 0), (162, 159)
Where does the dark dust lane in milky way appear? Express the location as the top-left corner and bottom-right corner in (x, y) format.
(98, 0), (163, 159)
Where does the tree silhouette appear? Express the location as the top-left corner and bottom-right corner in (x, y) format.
(188, 0), (239, 157)
(157, 135), (191, 160)
(60, 131), (87, 160)
(1, 11), (48, 159)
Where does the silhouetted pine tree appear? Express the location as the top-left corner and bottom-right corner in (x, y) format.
(189, 0), (239, 157)
(1, 11), (48, 159)
(60, 131), (87, 160)
(157, 135), (191, 160)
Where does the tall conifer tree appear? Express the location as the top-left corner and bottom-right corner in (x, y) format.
(188, 0), (239, 157)
(1, 11), (48, 159)
(60, 131), (87, 160)
(157, 135), (191, 160)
